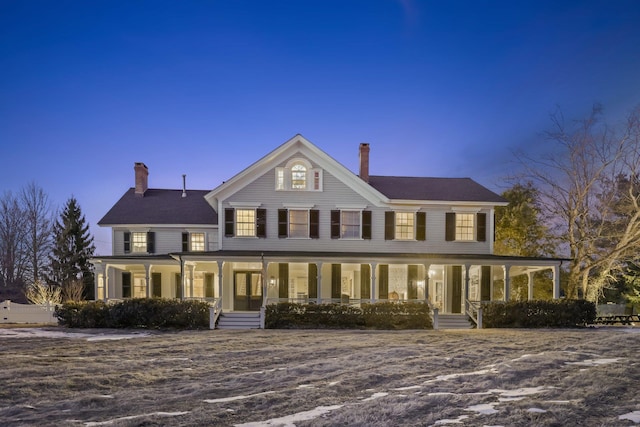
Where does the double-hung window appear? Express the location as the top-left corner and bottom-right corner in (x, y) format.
(445, 211), (487, 242)
(341, 211), (360, 238)
(455, 213), (475, 241)
(291, 164), (307, 189)
(236, 209), (256, 237)
(132, 232), (147, 253)
(288, 210), (309, 238)
(190, 233), (205, 251)
(395, 212), (415, 240)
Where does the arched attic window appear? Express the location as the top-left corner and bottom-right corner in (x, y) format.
(291, 163), (307, 189)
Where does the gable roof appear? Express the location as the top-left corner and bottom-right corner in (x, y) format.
(98, 188), (218, 226)
(205, 134), (389, 207)
(368, 176), (507, 204)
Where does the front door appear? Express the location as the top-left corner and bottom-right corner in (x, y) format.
(234, 271), (262, 311)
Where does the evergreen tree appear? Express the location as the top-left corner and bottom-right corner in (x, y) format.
(49, 197), (95, 299)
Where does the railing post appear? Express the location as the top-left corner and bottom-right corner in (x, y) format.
(477, 307), (483, 329)
(209, 306), (215, 330)
(260, 306), (266, 329)
(433, 307), (439, 330)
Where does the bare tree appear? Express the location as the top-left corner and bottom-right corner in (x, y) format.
(0, 191), (28, 288)
(61, 278), (85, 302)
(25, 279), (62, 305)
(20, 182), (54, 284)
(518, 105), (640, 301)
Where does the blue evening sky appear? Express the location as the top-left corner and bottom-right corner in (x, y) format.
(1, 0), (639, 255)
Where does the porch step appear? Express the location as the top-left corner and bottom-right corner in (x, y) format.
(217, 312), (261, 330)
(436, 314), (473, 330)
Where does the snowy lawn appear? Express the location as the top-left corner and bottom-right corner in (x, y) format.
(0, 326), (638, 426)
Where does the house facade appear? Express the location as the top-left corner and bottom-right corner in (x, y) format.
(92, 135), (563, 326)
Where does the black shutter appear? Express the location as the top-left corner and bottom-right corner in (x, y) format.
(360, 264), (371, 300)
(416, 212), (426, 241)
(481, 266), (491, 301)
(408, 265), (418, 300)
(445, 212), (456, 241)
(257, 208), (267, 238)
(309, 209), (319, 239)
(308, 263), (318, 299)
(224, 208), (235, 237)
(278, 263), (289, 298)
(204, 273), (214, 298)
(175, 273), (182, 299)
(123, 232), (131, 253)
(122, 272), (131, 298)
(477, 213), (487, 242)
(152, 272), (162, 298)
(330, 210), (340, 239)
(147, 232), (155, 253)
(385, 211), (395, 240)
(378, 265), (389, 299)
(278, 209), (288, 238)
(182, 232), (189, 252)
(331, 264), (341, 299)
(362, 210), (372, 239)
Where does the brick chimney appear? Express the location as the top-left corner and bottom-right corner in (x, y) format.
(359, 143), (370, 183)
(134, 162), (148, 197)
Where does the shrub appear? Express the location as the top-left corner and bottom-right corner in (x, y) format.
(265, 301), (432, 329)
(482, 299), (596, 328)
(55, 298), (210, 329)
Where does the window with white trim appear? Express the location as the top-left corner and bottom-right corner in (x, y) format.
(190, 233), (205, 251)
(289, 209), (309, 238)
(132, 232), (147, 253)
(395, 212), (415, 240)
(276, 168), (285, 190)
(341, 211), (360, 238)
(291, 164), (307, 189)
(455, 213), (475, 241)
(236, 209), (256, 237)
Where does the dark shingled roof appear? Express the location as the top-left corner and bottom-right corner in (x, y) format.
(98, 188), (218, 226)
(367, 176), (506, 203)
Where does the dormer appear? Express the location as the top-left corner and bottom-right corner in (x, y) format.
(275, 158), (323, 191)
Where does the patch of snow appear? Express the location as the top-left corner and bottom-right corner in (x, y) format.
(84, 411), (189, 426)
(362, 392), (388, 401)
(427, 392), (457, 396)
(619, 411), (640, 423)
(497, 397), (524, 402)
(328, 381), (339, 386)
(489, 386), (547, 398)
(433, 415), (469, 425)
(527, 408), (547, 413)
(234, 404), (343, 427)
(393, 385), (421, 391)
(204, 391), (275, 403)
(296, 384), (314, 389)
(466, 403), (498, 415)
(510, 354), (534, 362)
(425, 368), (498, 383)
(566, 358), (620, 367)
(0, 328), (151, 341)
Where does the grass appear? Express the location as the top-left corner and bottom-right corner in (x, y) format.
(0, 327), (638, 426)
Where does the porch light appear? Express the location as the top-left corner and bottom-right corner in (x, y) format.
(269, 276), (276, 287)
(428, 269), (435, 278)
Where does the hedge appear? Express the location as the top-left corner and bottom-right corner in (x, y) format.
(55, 298), (210, 329)
(482, 299), (596, 328)
(265, 301), (432, 329)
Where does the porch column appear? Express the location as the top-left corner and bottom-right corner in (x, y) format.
(105, 264), (111, 301)
(553, 265), (560, 299)
(527, 271), (534, 301)
(464, 264), (471, 302)
(370, 262), (377, 303)
(145, 264), (152, 298)
(503, 265), (511, 301)
(188, 264), (195, 298)
(423, 263), (431, 302)
(316, 262), (323, 304)
(217, 261), (224, 300)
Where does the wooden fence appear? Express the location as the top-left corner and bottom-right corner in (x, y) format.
(1, 300), (58, 324)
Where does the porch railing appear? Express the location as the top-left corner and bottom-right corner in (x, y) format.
(465, 299), (483, 329)
(209, 297), (223, 330)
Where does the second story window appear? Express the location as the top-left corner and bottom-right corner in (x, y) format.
(132, 232), (147, 253)
(190, 233), (205, 251)
(395, 212), (415, 240)
(455, 213), (475, 241)
(291, 164), (307, 189)
(236, 209), (256, 237)
(288, 209), (308, 238)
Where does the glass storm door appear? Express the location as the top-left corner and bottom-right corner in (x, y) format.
(234, 271), (262, 311)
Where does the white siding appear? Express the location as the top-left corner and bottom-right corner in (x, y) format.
(112, 228), (217, 255)
(221, 165), (494, 255)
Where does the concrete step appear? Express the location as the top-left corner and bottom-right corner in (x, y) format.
(217, 312), (261, 330)
(436, 314), (473, 330)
